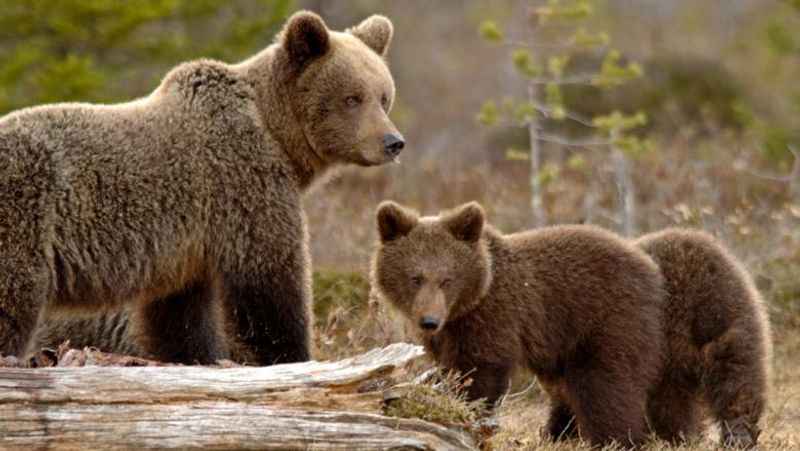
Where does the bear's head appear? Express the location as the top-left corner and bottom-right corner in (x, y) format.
(372, 201), (493, 337)
(278, 11), (404, 167)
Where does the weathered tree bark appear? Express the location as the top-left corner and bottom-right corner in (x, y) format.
(0, 343), (478, 450)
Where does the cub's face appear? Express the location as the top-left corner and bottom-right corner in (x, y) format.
(282, 12), (403, 167)
(372, 202), (492, 338)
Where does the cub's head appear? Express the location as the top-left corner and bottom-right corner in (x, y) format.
(371, 201), (493, 338)
(279, 11), (403, 166)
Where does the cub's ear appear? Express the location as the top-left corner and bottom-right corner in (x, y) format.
(442, 202), (485, 243)
(281, 11), (330, 68)
(377, 201), (417, 243)
(347, 15), (394, 57)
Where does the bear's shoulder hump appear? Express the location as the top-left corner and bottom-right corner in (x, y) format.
(159, 59), (257, 108)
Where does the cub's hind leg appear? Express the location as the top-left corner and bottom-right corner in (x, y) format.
(647, 376), (703, 444)
(703, 330), (768, 449)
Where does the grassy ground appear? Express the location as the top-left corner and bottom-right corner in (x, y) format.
(312, 269), (800, 450)
(486, 331), (800, 450)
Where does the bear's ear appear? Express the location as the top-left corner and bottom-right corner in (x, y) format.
(281, 11), (330, 68)
(377, 201), (417, 243)
(442, 202), (485, 244)
(347, 15), (394, 57)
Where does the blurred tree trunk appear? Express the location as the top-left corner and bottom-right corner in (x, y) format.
(612, 143), (636, 236)
(528, 84), (546, 227)
(790, 146), (800, 202)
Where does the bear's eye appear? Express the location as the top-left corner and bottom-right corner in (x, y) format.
(381, 93), (389, 109)
(411, 275), (424, 286)
(345, 95), (362, 108)
(440, 278), (452, 289)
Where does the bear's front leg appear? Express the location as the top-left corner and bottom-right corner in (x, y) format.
(459, 362), (512, 408)
(0, 175), (50, 358)
(134, 272), (229, 364)
(0, 262), (47, 358)
(545, 400), (579, 441)
(225, 243), (312, 365)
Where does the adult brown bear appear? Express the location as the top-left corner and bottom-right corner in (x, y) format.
(0, 11), (403, 365)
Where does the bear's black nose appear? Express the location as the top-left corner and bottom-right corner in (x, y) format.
(383, 133), (405, 156)
(419, 316), (440, 331)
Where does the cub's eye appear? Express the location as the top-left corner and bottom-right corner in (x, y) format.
(411, 275), (424, 286)
(381, 93), (389, 108)
(440, 278), (452, 289)
(345, 95), (362, 108)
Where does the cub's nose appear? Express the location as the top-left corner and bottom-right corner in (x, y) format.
(383, 133), (405, 156)
(419, 316), (440, 331)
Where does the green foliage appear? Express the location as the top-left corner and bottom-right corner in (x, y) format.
(560, 55), (746, 136)
(614, 135), (653, 158)
(477, 0), (650, 222)
(513, 101), (536, 123)
(536, 163), (560, 186)
(511, 49), (542, 78)
(593, 50), (644, 87)
(567, 153), (587, 171)
(762, 248), (800, 327)
(0, 0), (292, 115)
(592, 111), (647, 133)
(733, 101), (797, 164)
(572, 28), (609, 48)
(534, 0), (593, 24)
(506, 147), (530, 161)
(750, 1), (800, 163)
(478, 0), (647, 139)
(478, 20), (503, 42)
(544, 83), (565, 119)
(547, 55), (570, 78)
(766, 20), (797, 55)
(593, 111), (651, 157)
(477, 100), (499, 125)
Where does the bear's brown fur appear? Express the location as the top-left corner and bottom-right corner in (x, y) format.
(371, 201), (666, 448)
(636, 229), (771, 449)
(0, 11), (403, 365)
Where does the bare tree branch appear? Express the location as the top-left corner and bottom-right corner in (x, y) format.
(527, 74), (598, 85)
(536, 132), (613, 148)
(739, 146), (800, 183)
(501, 39), (605, 50)
(531, 102), (597, 128)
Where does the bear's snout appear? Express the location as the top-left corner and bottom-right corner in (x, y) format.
(419, 316), (440, 331)
(382, 133), (405, 157)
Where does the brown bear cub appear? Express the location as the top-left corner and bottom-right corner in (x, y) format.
(635, 229), (771, 449)
(371, 201), (667, 448)
(0, 11), (402, 365)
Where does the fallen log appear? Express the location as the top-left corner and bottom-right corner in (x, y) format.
(0, 343), (479, 450)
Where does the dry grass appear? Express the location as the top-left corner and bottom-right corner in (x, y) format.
(311, 266), (800, 450)
(484, 331), (800, 451)
(383, 370), (486, 425)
